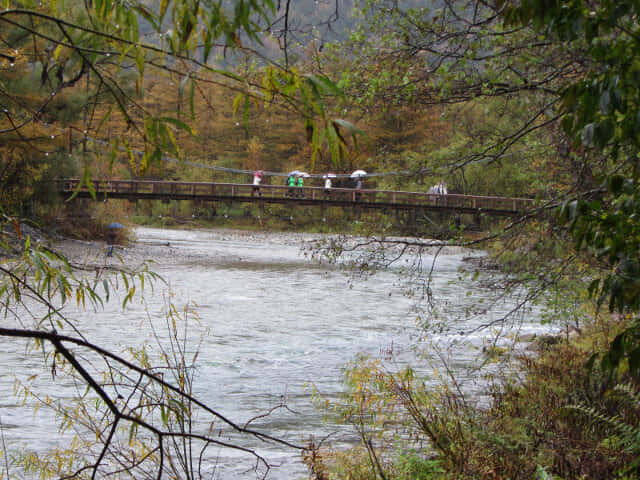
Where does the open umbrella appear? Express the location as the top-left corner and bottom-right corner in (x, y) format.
(107, 222), (125, 229)
(350, 169), (367, 178)
(298, 172), (311, 178)
(288, 170), (301, 176)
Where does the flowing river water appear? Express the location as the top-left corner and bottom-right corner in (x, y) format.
(1, 227), (555, 479)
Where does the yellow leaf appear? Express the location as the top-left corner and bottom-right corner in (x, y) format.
(53, 44), (64, 61)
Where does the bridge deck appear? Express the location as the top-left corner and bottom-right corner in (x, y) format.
(56, 179), (534, 216)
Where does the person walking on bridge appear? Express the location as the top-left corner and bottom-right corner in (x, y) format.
(296, 175), (305, 198)
(287, 174), (296, 197)
(354, 177), (363, 201)
(252, 170), (264, 197)
(428, 180), (448, 197)
(323, 174), (333, 198)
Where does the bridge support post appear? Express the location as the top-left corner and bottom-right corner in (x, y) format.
(394, 209), (417, 235)
(223, 201), (233, 218)
(409, 209), (417, 235)
(394, 209), (402, 230)
(259, 202), (265, 222)
(473, 212), (483, 228)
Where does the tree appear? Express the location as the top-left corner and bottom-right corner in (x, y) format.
(1, 0), (363, 183)
(323, 0), (640, 366)
(325, 1), (604, 194)
(0, 236), (305, 477)
(302, 1), (640, 477)
(0, 0), (359, 477)
(517, 0), (640, 378)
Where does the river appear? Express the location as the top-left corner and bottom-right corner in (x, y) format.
(0, 227), (553, 479)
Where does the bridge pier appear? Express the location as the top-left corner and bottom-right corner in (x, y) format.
(223, 200), (233, 218)
(408, 209), (417, 235)
(208, 203), (217, 218)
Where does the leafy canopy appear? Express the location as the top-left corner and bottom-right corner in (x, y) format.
(502, 0), (640, 377)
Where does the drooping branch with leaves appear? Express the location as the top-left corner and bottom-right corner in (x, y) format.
(0, 217), (307, 478)
(1, 1), (357, 475)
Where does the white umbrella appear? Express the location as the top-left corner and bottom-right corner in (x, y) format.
(288, 170), (300, 176)
(299, 172), (311, 178)
(350, 170), (367, 178)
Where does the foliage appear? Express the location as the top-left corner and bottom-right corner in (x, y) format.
(0, 0), (358, 205)
(332, 0), (640, 400)
(0, 145), (49, 215)
(301, 3), (640, 477)
(567, 382), (640, 475)
(5, 0), (640, 478)
(0, 6), (374, 474)
(310, 321), (639, 480)
(327, 0), (574, 173)
(514, 0), (640, 380)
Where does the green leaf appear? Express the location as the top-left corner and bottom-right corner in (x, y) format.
(232, 93), (245, 114)
(332, 118), (363, 151)
(305, 74), (344, 98)
(160, 404), (168, 425)
(135, 48), (145, 79)
(159, 0), (169, 23)
(122, 287), (135, 309)
(157, 116), (196, 137)
(126, 10), (139, 42)
(133, 5), (158, 30)
(189, 78), (195, 119)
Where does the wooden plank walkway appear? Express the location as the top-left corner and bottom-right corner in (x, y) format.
(56, 179), (534, 216)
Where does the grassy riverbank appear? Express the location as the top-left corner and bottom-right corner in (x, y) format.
(305, 307), (639, 480)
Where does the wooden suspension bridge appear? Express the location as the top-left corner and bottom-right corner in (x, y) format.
(56, 179), (534, 217)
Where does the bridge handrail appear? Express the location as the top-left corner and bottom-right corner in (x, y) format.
(55, 178), (535, 211)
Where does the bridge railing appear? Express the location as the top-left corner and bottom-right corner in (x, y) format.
(57, 179), (534, 212)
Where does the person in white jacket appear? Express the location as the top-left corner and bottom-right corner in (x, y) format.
(428, 181), (448, 195)
(252, 171), (262, 196)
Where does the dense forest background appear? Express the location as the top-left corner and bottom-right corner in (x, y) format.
(2, 0), (556, 224)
